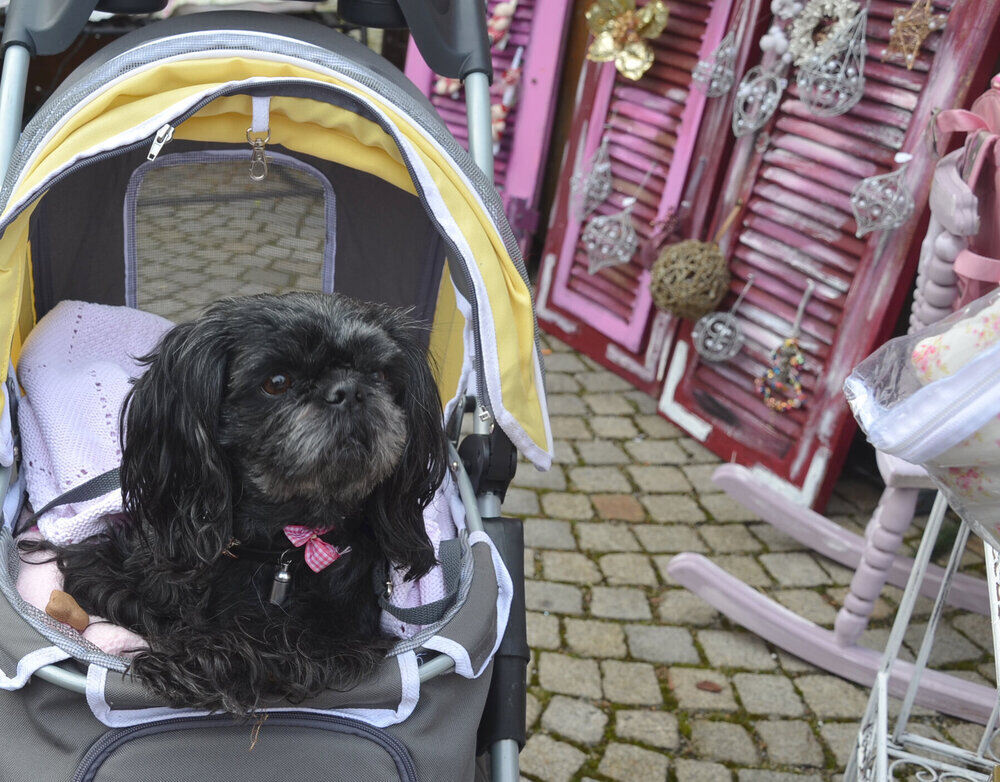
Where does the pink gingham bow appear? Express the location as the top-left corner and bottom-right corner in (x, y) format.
(283, 525), (349, 572)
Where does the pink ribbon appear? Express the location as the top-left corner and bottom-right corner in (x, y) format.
(283, 525), (348, 573)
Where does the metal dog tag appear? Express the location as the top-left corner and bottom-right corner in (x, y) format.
(269, 558), (293, 606)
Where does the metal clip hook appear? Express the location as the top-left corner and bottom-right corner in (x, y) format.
(246, 128), (270, 181)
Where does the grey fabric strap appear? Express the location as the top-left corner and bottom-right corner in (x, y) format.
(378, 537), (462, 626)
(13, 467), (120, 537)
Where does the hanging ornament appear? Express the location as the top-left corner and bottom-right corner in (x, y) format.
(583, 168), (657, 275)
(433, 76), (463, 98)
(796, 7), (867, 117)
(884, 0), (946, 70)
(755, 280), (815, 412)
(692, 274), (756, 362)
(490, 47), (524, 154)
(693, 31), (738, 97)
(732, 64), (788, 137)
(570, 136), (613, 218)
(788, 0), (860, 67)
(487, 0), (518, 49)
(850, 152), (915, 238)
(771, 0), (803, 20)
(585, 0), (669, 81)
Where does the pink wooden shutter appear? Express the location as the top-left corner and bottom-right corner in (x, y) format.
(404, 0), (572, 257)
(661, 0), (1000, 508)
(537, 0), (735, 357)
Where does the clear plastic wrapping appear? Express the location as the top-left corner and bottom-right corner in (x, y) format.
(845, 288), (1000, 547)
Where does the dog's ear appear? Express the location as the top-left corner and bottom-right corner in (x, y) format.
(367, 315), (448, 581)
(120, 315), (233, 569)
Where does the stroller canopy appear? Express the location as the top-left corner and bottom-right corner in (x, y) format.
(0, 11), (552, 469)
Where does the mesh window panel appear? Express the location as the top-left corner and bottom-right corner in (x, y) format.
(125, 151), (335, 323)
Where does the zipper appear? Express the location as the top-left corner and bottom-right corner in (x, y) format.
(0, 78), (493, 415)
(73, 711), (419, 782)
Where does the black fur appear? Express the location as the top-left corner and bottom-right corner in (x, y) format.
(21, 292), (448, 714)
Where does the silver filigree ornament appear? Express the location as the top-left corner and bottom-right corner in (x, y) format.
(693, 31), (738, 97)
(582, 196), (640, 275)
(692, 274), (755, 362)
(570, 137), (613, 218)
(850, 152), (914, 238)
(732, 64), (788, 137)
(796, 7), (867, 117)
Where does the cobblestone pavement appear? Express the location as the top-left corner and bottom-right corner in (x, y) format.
(512, 332), (994, 782)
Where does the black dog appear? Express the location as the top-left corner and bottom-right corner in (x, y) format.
(23, 292), (448, 714)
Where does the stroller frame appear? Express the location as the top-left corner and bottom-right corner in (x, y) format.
(0, 2), (525, 781)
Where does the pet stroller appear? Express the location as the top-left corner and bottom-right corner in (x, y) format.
(0, 3), (552, 781)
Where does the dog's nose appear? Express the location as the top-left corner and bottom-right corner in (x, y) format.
(326, 379), (365, 407)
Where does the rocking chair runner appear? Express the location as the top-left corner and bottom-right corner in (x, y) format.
(668, 76), (1000, 724)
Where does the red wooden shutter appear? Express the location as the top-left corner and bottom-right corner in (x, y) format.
(404, 0), (572, 257)
(536, 0), (737, 391)
(661, 0), (1000, 507)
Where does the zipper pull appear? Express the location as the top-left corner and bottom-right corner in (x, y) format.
(247, 95), (271, 181)
(147, 124), (174, 162)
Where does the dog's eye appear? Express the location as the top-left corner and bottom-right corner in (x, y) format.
(262, 374), (292, 395)
(371, 370), (387, 383)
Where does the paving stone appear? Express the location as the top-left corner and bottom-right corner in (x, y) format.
(519, 734), (586, 782)
(544, 373), (581, 393)
(738, 771), (822, 782)
(701, 493), (761, 522)
(543, 353), (588, 372)
(904, 622), (982, 666)
(578, 370), (633, 392)
(590, 586), (651, 620)
(541, 696), (608, 745)
(525, 580), (583, 615)
(541, 492), (594, 520)
(526, 692), (541, 729)
(747, 522), (803, 552)
(574, 441), (631, 465)
(541, 551), (602, 584)
(626, 391), (659, 414)
(577, 523), (640, 552)
(549, 415), (591, 440)
(774, 589), (838, 626)
(624, 439), (689, 465)
(756, 719), (824, 766)
(545, 393), (588, 415)
(951, 613), (993, 650)
(526, 610), (561, 650)
(550, 440), (577, 465)
(698, 630), (778, 670)
(818, 721), (860, 767)
(691, 720), (759, 764)
(713, 555), (773, 587)
(583, 392), (635, 415)
(630, 466), (692, 493)
(592, 416), (642, 440)
(679, 437), (719, 463)
(759, 552), (833, 587)
(597, 743), (669, 781)
(601, 660), (662, 705)
(733, 673), (806, 716)
(641, 494), (705, 522)
(503, 487), (540, 516)
(797, 675), (869, 719)
(680, 463), (721, 494)
(614, 709), (678, 749)
(652, 555), (679, 586)
(698, 524), (763, 553)
(669, 668), (738, 712)
(564, 618), (627, 658)
(657, 589), (720, 625)
(675, 759), (733, 782)
(524, 518), (577, 550)
(569, 466), (632, 493)
(633, 524), (706, 554)
(599, 553), (658, 586)
(591, 493), (646, 521)
(635, 414), (683, 438)
(524, 548), (537, 579)
(626, 624), (700, 664)
(538, 653), (602, 698)
(819, 559), (856, 585)
(513, 462), (567, 490)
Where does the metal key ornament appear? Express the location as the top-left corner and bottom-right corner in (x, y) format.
(796, 7), (867, 117)
(570, 136), (613, 218)
(583, 167), (657, 275)
(850, 152), (914, 238)
(732, 64), (787, 137)
(755, 280), (815, 412)
(692, 274), (755, 362)
(693, 31), (738, 97)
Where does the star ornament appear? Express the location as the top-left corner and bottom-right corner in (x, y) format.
(586, 0), (669, 81)
(885, 0), (947, 70)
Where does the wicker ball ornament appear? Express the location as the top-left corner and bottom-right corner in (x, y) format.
(650, 239), (731, 321)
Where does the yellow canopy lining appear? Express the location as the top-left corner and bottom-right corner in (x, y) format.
(0, 56), (549, 458)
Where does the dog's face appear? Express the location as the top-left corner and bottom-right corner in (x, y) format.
(120, 292), (447, 575)
(220, 297), (411, 507)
